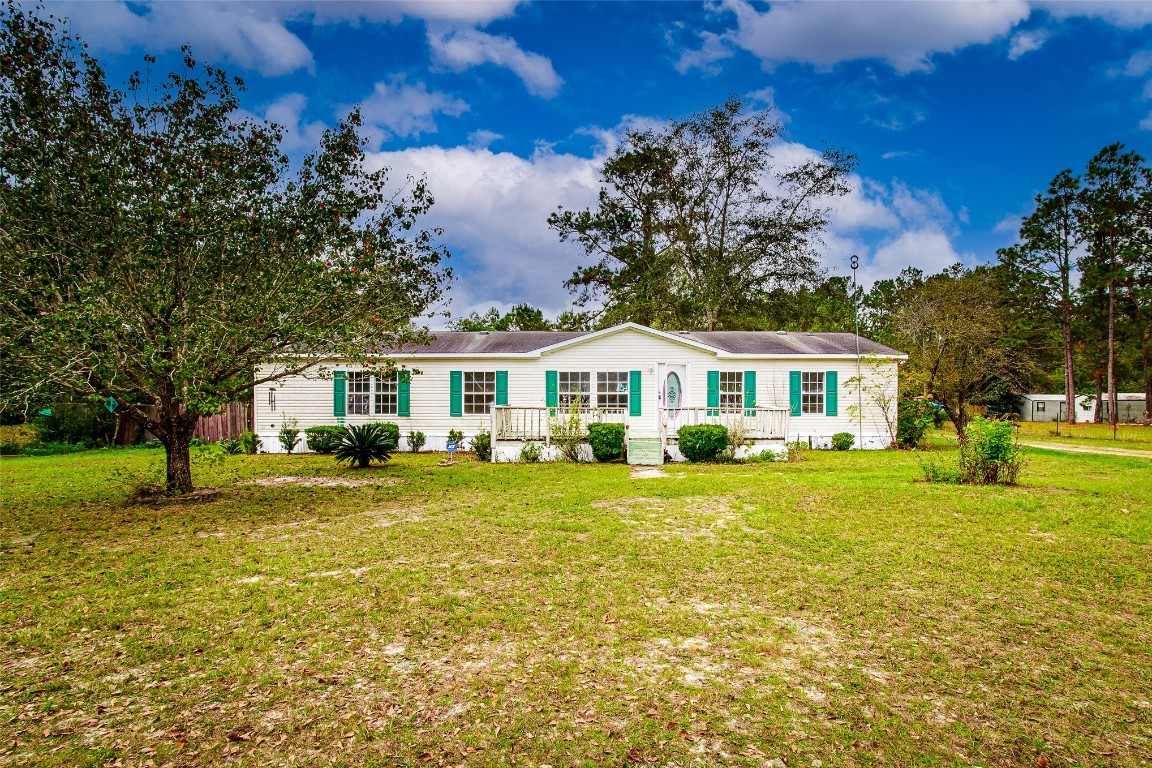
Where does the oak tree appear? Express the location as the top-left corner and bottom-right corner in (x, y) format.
(0, 4), (451, 492)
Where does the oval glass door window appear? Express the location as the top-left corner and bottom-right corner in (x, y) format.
(665, 372), (682, 414)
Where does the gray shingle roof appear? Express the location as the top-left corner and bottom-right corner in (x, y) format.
(394, 327), (903, 356)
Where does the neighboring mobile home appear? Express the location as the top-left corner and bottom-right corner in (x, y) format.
(1017, 393), (1095, 423)
(255, 323), (905, 462)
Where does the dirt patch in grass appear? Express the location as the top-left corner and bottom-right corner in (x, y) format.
(239, 475), (401, 488)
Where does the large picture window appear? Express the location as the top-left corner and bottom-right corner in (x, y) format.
(464, 371), (496, 415)
(347, 372), (371, 415)
(597, 371), (629, 410)
(801, 371), (825, 415)
(558, 371), (591, 408)
(719, 371), (743, 410)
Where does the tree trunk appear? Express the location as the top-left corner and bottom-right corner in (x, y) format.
(1094, 375), (1103, 423)
(1061, 295), (1076, 424)
(1108, 276), (1117, 429)
(164, 438), (194, 495)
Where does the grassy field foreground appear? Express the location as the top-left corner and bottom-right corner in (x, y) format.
(1, 447), (1150, 767)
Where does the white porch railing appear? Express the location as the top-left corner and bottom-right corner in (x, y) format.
(661, 407), (789, 441)
(491, 406), (627, 442)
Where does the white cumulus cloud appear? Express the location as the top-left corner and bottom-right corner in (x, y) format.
(427, 26), (563, 98)
(347, 78), (469, 147)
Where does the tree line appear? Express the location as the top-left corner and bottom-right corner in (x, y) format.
(456, 103), (1151, 433)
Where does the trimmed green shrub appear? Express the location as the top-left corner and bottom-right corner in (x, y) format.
(831, 432), (855, 451)
(587, 422), (626, 463)
(305, 426), (343, 454)
(408, 430), (426, 453)
(335, 424), (395, 468)
(365, 422), (401, 452)
(472, 430), (492, 462)
(677, 424), (729, 463)
(897, 399), (936, 449)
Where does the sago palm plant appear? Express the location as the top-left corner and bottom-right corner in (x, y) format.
(334, 424), (395, 468)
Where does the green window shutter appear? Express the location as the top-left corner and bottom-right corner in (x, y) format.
(397, 370), (411, 417)
(449, 371), (463, 417)
(495, 370), (508, 406)
(825, 370), (838, 417)
(707, 370), (720, 416)
(545, 370), (558, 409)
(629, 370), (642, 417)
(744, 370), (757, 415)
(789, 371), (801, 416)
(333, 371), (346, 417)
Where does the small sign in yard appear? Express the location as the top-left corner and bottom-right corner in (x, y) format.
(446, 440), (457, 453)
(441, 440), (458, 466)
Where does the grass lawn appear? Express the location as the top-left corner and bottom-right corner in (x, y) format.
(1013, 421), (1152, 451)
(1, 446), (1150, 767)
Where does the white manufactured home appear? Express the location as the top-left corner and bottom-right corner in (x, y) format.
(255, 323), (905, 462)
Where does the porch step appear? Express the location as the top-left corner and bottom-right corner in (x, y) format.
(627, 437), (664, 465)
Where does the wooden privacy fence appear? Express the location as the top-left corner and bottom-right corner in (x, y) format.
(115, 402), (252, 445)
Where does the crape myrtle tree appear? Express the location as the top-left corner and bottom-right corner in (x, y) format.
(0, 4), (451, 493)
(549, 97), (855, 331)
(893, 266), (1022, 441)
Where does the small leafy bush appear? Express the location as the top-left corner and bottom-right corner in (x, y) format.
(447, 429), (464, 448)
(548, 402), (585, 462)
(472, 430), (492, 462)
(278, 417), (301, 454)
(0, 441), (22, 456)
(677, 424), (729, 463)
(408, 430), (426, 453)
(189, 436), (207, 448)
(587, 422), (625, 463)
(304, 426), (343, 454)
(897, 399), (936, 449)
(785, 440), (809, 462)
(831, 432), (855, 451)
(746, 448), (784, 463)
(335, 424), (396, 468)
(239, 431), (262, 454)
(957, 417), (1025, 485)
(519, 442), (543, 463)
(217, 437), (244, 455)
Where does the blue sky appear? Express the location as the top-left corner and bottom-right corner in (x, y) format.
(50, 0), (1152, 320)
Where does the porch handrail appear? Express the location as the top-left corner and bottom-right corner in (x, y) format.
(661, 406), (789, 440)
(492, 405), (627, 442)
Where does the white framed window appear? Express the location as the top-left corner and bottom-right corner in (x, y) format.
(719, 371), (743, 410)
(1035, 401), (1046, 413)
(464, 371), (496, 415)
(801, 371), (825, 415)
(597, 371), (629, 410)
(347, 372), (371, 415)
(374, 375), (398, 416)
(558, 371), (591, 408)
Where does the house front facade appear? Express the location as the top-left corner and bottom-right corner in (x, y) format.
(254, 323), (905, 462)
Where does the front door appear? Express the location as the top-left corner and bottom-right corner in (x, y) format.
(658, 363), (688, 437)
